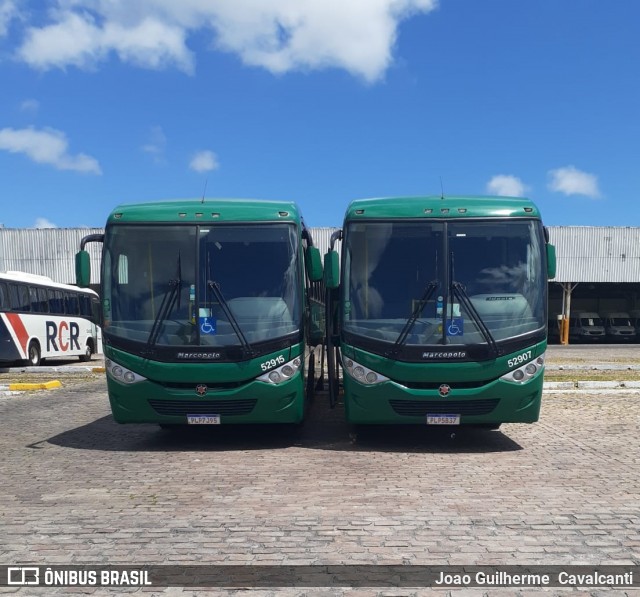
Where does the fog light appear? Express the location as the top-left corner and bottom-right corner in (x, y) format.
(123, 371), (136, 383)
(525, 364), (537, 375)
(341, 356), (389, 386)
(269, 371), (281, 383)
(112, 366), (123, 378)
(281, 365), (294, 377)
(512, 369), (525, 381)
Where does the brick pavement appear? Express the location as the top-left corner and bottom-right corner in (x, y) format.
(0, 372), (638, 596)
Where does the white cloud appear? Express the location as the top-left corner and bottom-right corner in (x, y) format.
(15, 0), (438, 81)
(18, 11), (194, 72)
(548, 165), (601, 199)
(486, 175), (529, 197)
(0, 0), (19, 37)
(20, 98), (40, 113)
(34, 217), (57, 228)
(189, 150), (219, 173)
(142, 125), (167, 161)
(0, 126), (102, 174)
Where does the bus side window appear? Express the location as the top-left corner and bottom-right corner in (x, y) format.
(65, 292), (80, 315)
(79, 295), (89, 317)
(29, 286), (40, 313)
(0, 282), (7, 309)
(37, 287), (49, 313)
(10, 284), (30, 312)
(50, 290), (64, 314)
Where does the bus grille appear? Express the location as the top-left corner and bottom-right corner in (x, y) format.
(389, 398), (499, 417)
(148, 399), (257, 417)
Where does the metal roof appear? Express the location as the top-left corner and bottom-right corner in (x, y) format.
(1, 225), (640, 286)
(547, 226), (640, 283)
(0, 228), (103, 285)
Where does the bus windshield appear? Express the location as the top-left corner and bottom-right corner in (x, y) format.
(343, 219), (546, 349)
(102, 223), (301, 352)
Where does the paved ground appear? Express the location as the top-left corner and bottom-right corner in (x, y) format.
(0, 347), (639, 596)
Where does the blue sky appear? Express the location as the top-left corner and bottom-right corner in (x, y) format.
(0, 0), (638, 229)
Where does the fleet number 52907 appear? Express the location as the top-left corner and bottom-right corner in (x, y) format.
(507, 350), (532, 368)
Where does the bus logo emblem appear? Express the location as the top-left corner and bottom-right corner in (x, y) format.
(195, 384), (208, 396)
(439, 384), (451, 397)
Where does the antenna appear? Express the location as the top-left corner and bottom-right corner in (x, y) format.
(201, 178), (208, 204)
(440, 177), (445, 199)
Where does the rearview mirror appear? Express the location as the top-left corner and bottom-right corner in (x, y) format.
(546, 244), (556, 279)
(305, 246), (323, 282)
(324, 250), (340, 289)
(75, 250), (91, 288)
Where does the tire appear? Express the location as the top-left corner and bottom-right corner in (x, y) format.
(79, 343), (93, 362)
(26, 341), (41, 367)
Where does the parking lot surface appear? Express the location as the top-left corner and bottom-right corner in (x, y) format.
(0, 346), (639, 595)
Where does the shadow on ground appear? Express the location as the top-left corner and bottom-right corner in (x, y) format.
(44, 392), (523, 455)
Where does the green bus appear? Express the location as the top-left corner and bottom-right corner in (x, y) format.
(76, 199), (323, 426)
(324, 196), (556, 428)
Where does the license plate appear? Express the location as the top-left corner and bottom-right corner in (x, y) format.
(426, 414), (460, 425)
(187, 415), (221, 425)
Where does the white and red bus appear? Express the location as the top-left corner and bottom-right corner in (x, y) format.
(0, 271), (100, 366)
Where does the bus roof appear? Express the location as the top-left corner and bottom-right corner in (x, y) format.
(343, 195), (542, 221)
(106, 199), (303, 225)
(0, 270), (98, 295)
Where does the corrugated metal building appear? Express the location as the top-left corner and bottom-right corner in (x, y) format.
(0, 227), (103, 286)
(2, 225), (639, 318)
(547, 227), (640, 283)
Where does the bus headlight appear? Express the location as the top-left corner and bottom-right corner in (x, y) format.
(257, 357), (302, 385)
(501, 353), (545, 385)
(343, 357), (389, 386)
(105, 358), (147, 385)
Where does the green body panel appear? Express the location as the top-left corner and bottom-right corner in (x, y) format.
(335, 195), (549, 425)
(344, 195), (541, 220)
(341, 341), (547, 425)
(98, 197), (314, 426)
(104, 343), (307, 424)
(106, 199), (302, 225)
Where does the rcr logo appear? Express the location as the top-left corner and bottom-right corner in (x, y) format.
(46, 321), (81, 353)
(8, 567), (39, 585)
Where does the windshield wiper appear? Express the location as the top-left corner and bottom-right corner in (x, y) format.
(145, 254), (183, 353)
(388, 281), (439, 355)
(451, 281), (500, 357)
(207, 280), (254, 357)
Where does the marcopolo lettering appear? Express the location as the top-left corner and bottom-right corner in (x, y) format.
(46, 321), (81, 352)
(176, 352), (222, 360)
(422, 351), (467, 359)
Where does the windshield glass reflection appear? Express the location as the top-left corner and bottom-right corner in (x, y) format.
(103, 224), (300, 349)
(343, 220), (546, 347)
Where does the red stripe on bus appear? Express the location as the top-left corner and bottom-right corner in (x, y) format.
(5, 313), (29, 354)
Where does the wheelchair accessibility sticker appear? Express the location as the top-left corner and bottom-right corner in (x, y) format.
(446, 318), (464, 337)
(199, 317), (217, 335)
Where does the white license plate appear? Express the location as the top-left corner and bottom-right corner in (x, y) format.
(187, 415), (221, 425)
(426, 414), (460, 425)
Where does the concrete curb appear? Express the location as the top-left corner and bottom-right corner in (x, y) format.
(0, 365), (105, 374)
(0, 380), (62, 391)
(544, 380), (640, 390)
